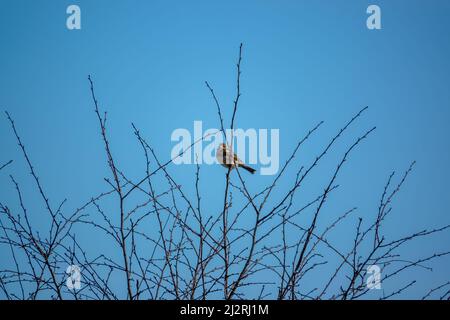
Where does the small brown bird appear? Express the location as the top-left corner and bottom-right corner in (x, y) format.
(216, 143), (256, 174)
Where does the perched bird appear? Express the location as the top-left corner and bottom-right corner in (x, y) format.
(216, 143), (256, 174)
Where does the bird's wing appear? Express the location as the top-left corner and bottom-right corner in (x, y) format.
(233, 153), (244, 165)
(217, 147), (235, 165)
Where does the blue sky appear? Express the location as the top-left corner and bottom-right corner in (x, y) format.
(0, 0), (449, 299)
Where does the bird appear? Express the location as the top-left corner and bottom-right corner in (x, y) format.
(216, 143), (256, 174)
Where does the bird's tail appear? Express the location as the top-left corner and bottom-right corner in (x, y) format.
(240, 164), (256, 174)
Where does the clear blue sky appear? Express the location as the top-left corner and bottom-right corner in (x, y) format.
(0, 0), (449, 299)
